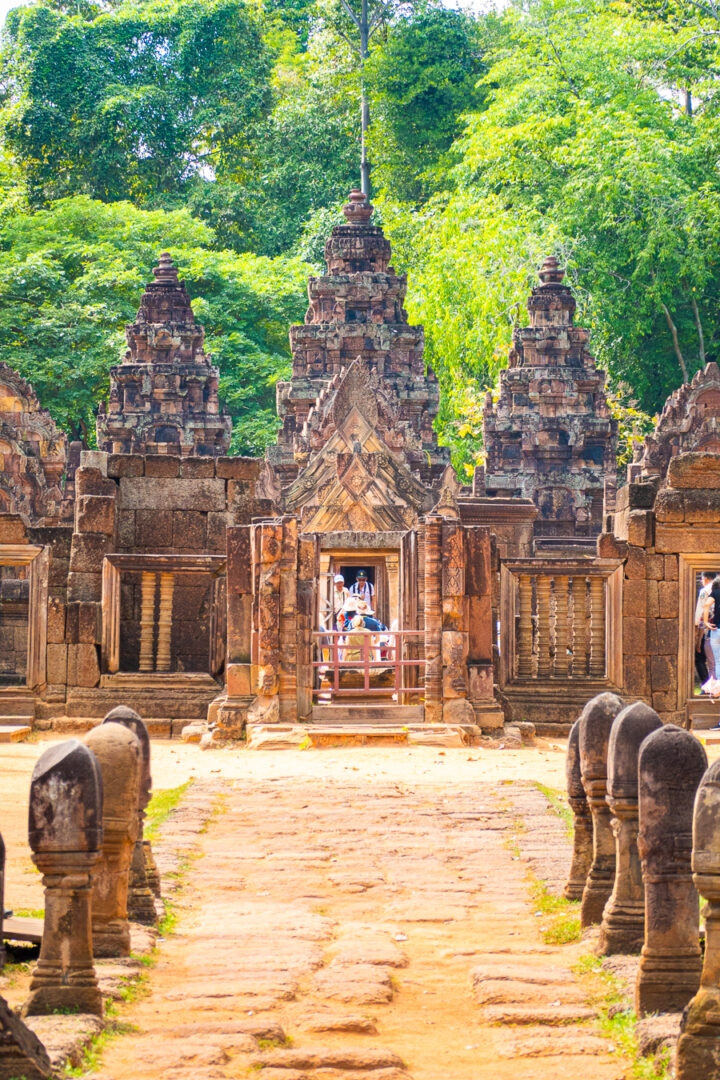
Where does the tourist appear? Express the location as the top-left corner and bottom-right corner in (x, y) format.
(349, 569), (374, 607)
(696, 571), (717, 685)
(332, 573), (349, 629)
(702, 577), (720, 696)
(342, 614), (368, 664)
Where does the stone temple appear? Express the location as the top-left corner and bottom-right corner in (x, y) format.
(1, 189), (720, 741)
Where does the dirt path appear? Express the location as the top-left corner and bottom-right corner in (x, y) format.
(86, 763), (624, 1080)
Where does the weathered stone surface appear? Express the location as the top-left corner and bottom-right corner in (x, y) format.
(0, 994), (53, 1079)
(635, 725), (707, 1017)
(85, 723), (141, 958)
(102, 706), (157, 925)
(578, 692), (624, 927)
(97, 254), (231, 456)
(118, 476), (226, 511)
(24, 739), (103, 1017)
(676, 757), (720, 1079)
(481, 257), (617, 537)
(599, 701), (662, 956)
(563, 717), (593, 901)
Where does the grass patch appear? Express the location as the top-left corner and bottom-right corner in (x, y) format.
(573, 954), (673, 1080)
(531, 879), (583, 945)
(12, 908), (44, 919)
(536, 782), (574, 839)
(63, 1021), (138, 1077)
(256, 1035), (293, 1050)
(144, 782), (192, 841)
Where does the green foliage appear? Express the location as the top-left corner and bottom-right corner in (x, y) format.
(144, 780), (192, 840)
(366, 7), (491, 202)
(2, 0), (272, 208)
(0, 198), (308, 448)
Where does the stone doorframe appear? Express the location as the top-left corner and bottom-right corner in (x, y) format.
(0, 544), (49, 691)
(679, 553), (720, 720)
(101, 553), (226, 675)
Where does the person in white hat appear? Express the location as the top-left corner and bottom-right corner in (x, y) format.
(332, 573), (349, 629)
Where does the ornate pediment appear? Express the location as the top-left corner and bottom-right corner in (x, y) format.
(641, 361), (720, 482)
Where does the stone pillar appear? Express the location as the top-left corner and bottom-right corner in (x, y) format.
(139, 571), (156, 673)
(441, 518), (471, 724)
(517, 573), (533, 679)
(102, 706), (157, 925)
(465, 527), (503, 732)
(155, 572), (174, 672)
(278, 517), (299, 722)
(677, 758), (720, 1079)
(84, 723), (141, 958)
(635, 724), (707, 1016)
(215, 524), (253, 736)
(24, 739), (103, 1017)
(248, 520), (282, 725)
(536, 575), (551, 679)
(579, 692), (624, 927)
(571, 576), (587, 677)
(553, 576), (570, 677)
(589, 576), (605, 678)
(563, 718), (593, 901)
(423, 516), (443, 724)
(598, 701), (662, 955)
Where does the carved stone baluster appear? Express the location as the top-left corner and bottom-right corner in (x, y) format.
(139, 572), (156, 673)
(589, 576), (606, 678)
(517, 574), (533, 680)
(155, 572), (174, 673)
(579, 692), (624, 927)
(563, 717), (593, 900)
(536, 575), (552, 678)
(571, 576), (588, 678)
(553, 576), (570, 677)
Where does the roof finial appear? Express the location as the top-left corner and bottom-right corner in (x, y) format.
(152, 253), (180, 284)
(538, 255), (565, 286)
(343, 189), (373, 225)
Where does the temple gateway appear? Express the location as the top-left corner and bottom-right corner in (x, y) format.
(2, 190), (720, 742)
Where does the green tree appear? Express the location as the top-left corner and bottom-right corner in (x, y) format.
(1, 0), (272, 207)
(366, 6), (490, 203)
(0, 196), (308, 449)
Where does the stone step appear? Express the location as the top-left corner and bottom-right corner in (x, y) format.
(310, 704), (424, 725)
(0, 724), (31, 742)
(0, 693), (36, 718)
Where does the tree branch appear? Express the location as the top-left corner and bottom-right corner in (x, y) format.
(661, 300), (689, 383)
(338, 0), (360, 30)
(547, 37), (582, 99)
(692, 294), (706, 364)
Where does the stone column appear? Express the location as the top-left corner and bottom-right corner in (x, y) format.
(423, 516), (443, 724)
(216, 524), (254, 736)
(599, 701), (662, 955)
(24, 739), (103, 1017)
(677, 758), (720, 1079)
(589, 576), (605, 678)
(516, 574), (533, 679)
(579, 692), (624, 927)
(102, 706), (157, 925)
(635, 724), (707, 1016)
(139, 571), (156, 673)
(248, 520), (282, 725)
(553, 576), (570, 677)
(536, 575), (551, 679)
(441, 519), (470, 724)
(563, 717), (593, 901)
(571, 576), (588, 677)
(84, 723), (141, 958)
(155, 572), (174, 672)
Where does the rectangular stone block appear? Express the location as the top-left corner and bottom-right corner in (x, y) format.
(48, 558), (70, 589)
(66, 571), (102, 603)
(646, 580), (659, 619)
(0, 517), (27, 544)
(207, 511), (229, 553)
(683, 488), (720, 522)
(145, 455), (180, 477)
(80, 449), (108, 474)
(598, 532), (627, 559)
(75, 466), (116, 498)
(69, 533), (112, 573)
(227, 663), (252, 697)
(46, 643), (67, 684)
(66, 601), (101, 644)
(179, 458), (215, 478)
(135, 509), (173, 548)
(646, 554), (665, 580)
(652, 691), (676, 713)
(172, 511), (207, 550)
(624, 654), (648, 695)
(76, 495), (116, 536)
(650, 653), (676, 692)
(216, 457), (262, 480)
(668, 452), (720, 489)
(627, 510), (654, 547)
(66, 643), (100, 687)
(46, 598), (66, 643)
(227, 479), (258, 522)
(654, 489), (684, 522)
(624, 546), (647, 579)
(107, 454), (144, 478)
(119, 477), (226, 511)
(467, 663), (493, 702)
(623, 580), (647, 619)
(657, 581), (679, 618)
(655, 618), (679, 654)
(623, 616), (647, 654)
(664, 555), (678, 581)
(656, 524), (720, 553)
(118, 510), (135, 548)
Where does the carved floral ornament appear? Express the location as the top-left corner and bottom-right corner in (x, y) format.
(641, 361), (720, 481)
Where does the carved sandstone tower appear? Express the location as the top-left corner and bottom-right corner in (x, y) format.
(97, 254), (232, 456)
(481, 258), (617, 537)
(267, 188), (450, 492)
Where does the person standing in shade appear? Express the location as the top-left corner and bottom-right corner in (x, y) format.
(696, 571), (717, 685)
(702, 576), (720, 696)
(349, 569), (374, 608)
(332, 574), (349, 630)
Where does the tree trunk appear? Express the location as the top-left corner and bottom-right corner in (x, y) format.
(661, 301), (689, 383)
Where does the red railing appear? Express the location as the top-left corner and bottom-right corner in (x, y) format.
(312, 629), (425, 700)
